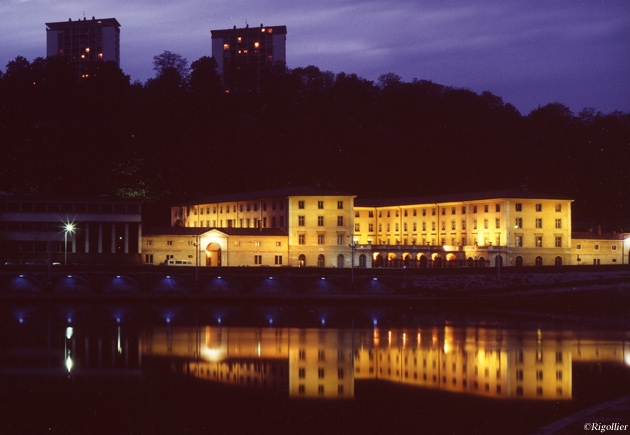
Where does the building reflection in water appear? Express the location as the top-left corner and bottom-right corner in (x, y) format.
(140, 324), (630, 401)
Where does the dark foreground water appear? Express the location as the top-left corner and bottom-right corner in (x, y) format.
(1, 302), (629, 435)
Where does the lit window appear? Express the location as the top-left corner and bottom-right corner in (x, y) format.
(254, 42), (260, 48)
(237, 36), (242, 43)
(536, 204), (542, 212)
(298, 201), (305, 209)
(223, 43), (230, 50)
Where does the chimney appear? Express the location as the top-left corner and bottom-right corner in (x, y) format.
(597, 224), (602, 236)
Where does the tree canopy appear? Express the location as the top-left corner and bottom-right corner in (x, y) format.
(0, 54), (628, 229)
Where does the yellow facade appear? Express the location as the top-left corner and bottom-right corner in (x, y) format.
(167, 188), (356, 268)
(571, 231), (630, 266)
(141, 187), (630, 268)
(354, 191), (573, 267)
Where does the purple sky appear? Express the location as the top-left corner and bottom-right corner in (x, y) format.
(2, 0), (629, 115)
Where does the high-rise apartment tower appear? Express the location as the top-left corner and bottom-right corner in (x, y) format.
(211, 24), (287, 93)
(46, 17), (121, 79)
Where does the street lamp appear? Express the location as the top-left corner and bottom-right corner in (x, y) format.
(63, 223), (75, 266)
(348, 240), (356, 284)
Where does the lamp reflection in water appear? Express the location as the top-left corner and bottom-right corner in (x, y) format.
(65, 327), (74, 373)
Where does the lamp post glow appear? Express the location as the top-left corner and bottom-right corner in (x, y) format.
(63, 223), (75, 266)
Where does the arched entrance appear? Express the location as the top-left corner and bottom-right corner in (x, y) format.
(431, 253), (442, 268)
(359, 254), (367, 268)
(317, 254), (325, 267)
(373, 253), (384, 268)
(555, 256), (562, 266)
(418, 254), (428, 268)
(387, 253), (398, 268)
(446, 253), (457, 268)
(402, 253), (412, 268)
(205, 242), (221, 266)
(337, 254), (345, 268)
(495, 255), (503, 267)
(535, 256), (543, 266)
(515, 256), (523, 267)
(298, 254), (306, 267)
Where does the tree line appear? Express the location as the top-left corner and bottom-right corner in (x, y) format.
(0, 52), (628, 229)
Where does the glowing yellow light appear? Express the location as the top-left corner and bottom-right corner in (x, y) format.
(85, 47), (90, 52)
(254, 42), (260, 48)
(66, 355), (73, 372)
(223, 44), (229, 50)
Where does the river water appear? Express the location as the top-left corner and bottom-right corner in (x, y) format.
(1, 301), (629, 434)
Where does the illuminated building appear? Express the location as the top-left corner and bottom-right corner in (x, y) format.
(157, 187), (355, 268)
(211, 24), (287, 93)
(0, 197), (142, 265)
(353, 188), (574, 267)
(46, 17), (121, 79)
(571, 228), (630, 265)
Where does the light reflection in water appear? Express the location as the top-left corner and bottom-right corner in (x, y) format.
(3, 311), (629, 404)
(140, 324), (630, 401)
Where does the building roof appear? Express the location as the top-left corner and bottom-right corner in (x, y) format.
(46, 17), (120, 29)
(174, 186), (355, 207)
(144, 227), (287, 237)
(572, 231), (630, 241)
(354, 188), (573, 208)
(211, 24), (287, 38)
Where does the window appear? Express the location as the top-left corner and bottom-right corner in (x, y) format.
(535, 218), (542, 228)
(515, 203), (522, 211)
(298, 234), (305, 245)
(255, 241), (261, 247)
(274, 255), (283, 265)
(555, 204), (562, 212)
(495, 218), (500, 229)
(555, 237), (562, 247)
(515, 235), (523, 247)
(338, 368), (344, 379)
(576, 244), (582, 250)
(276, 241), (282, 247)
(337, 201), (344, 209)
(594, 244), (600, 251)
(451, 221), (456, 230)
(146, 240), (153, 246)
(473, 205), (477, 213)
(612, 245), (618, 251)
(536, 236), (542, 247)
(355, 211), (360, 218)
(515, 218), (523, 229)
(536, 203), (542, 212)
(298, 368), (305, 379)
(555, 219), (562, 229)
(318, 201), (324, 209)
(337, 235), (344, 245)
(368, 211), (374, 218)
(462, 220), (466, 230)
(368, 223), (374, 232)
(254, 255), (262, 264)
(299, 349), (306, 360)
(355, 223), (360, 232)
(496, 204), (501, 212)
(298, 216), (305, 226)
(484, 204), (489, 213)
(298, 200), (305, 209)
(317, 234), (325, 245)
(318, 216), (324, 226)
(484, 219), (489, 229)
(167, 240), (173, 246)
(337, 216), (344, 226)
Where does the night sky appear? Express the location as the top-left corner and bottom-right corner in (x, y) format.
(1, 0), (629, 115)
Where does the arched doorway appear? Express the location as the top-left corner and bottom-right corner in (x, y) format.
(431, 253), (442, 268)
(555, 256), (562, 266)
(418, 254), (428, 268)
(446, 253), (457, 268)
(387, 253), (398, 268)
(495, 255), (503, 267)
(337, 254), (345, 268)
(205, 242), (221, 266)
(359, 254), (367, 268)
(317, 254), (325, 267)
(373, 253), (384, 268)
(535, 256), (543, 266)
(298, 254), (306, 267)
(515, 256), (523, 267)
(402, 253), (412, 268)
(468, 257), (474, 267)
